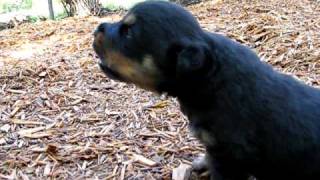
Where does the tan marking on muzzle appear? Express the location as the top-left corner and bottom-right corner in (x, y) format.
(94, 32), (105, 48)
(103, 51), (159, 91)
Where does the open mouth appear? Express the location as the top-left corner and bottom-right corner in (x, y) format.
(98, 62), (124, 81)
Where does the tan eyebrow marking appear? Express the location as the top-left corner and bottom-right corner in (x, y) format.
(123, 13), (136, 25)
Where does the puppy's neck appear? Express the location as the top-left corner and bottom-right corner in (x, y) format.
(158, 75), (217, 111)
(178, 84), (216, 111)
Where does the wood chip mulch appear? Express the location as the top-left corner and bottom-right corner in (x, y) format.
(0, 0), (319, 179)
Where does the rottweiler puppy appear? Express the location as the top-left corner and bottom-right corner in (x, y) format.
(93, 1), (320, 179)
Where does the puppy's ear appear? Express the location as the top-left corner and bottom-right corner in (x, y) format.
(167, 41), (212, 78)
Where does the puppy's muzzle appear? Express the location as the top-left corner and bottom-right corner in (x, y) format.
(93, 22), (110, 60)
(93, 22), (123, 81)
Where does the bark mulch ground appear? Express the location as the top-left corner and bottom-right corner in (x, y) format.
(0, 0), (319, 179)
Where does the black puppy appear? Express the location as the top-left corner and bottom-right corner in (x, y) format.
(93, 1), (320, 179)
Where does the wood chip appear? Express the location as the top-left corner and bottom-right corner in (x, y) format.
(0, 0), (319, 179)
(132, 153), (157, 167)
(172, 164), (192, 180)
(17, 126), (47, 136)
(9, 107), (20, 117)
(17, 123), (55, 138)
(11, 119), (45, 125)
(0, 124), (11, 132)
(21, 132), (52, 138)
(119, 164), (127, 180)
(6, 89), (27, 94)
(0, 138), (6, 145)
(38, 71), (47, 77)
(43, 163), (51, 176)
(69, 98), (85, 105)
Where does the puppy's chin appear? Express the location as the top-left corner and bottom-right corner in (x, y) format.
(99, 62), (124, 81)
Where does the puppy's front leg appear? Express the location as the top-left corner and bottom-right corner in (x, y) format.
(192, 153), (209, 172)
(193, 153), (249, 180)
(214, 163), (251, 180)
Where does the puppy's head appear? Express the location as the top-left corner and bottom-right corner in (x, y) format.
(93, 1), (214, 94)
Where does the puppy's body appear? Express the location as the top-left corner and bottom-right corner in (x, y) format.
(93, 1), (320, 179)
(183, 32), (320, 179)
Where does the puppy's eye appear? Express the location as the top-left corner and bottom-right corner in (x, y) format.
(120, 24), (132, 39)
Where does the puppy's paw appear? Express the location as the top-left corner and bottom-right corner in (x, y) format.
(192, 153), (209, 172)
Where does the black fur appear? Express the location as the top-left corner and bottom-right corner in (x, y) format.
(93, 1), (320, 179)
